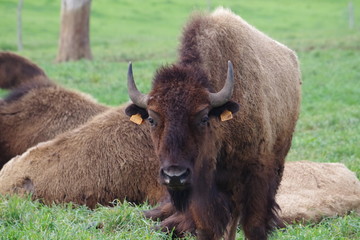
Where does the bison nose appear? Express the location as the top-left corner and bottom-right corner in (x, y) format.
(161, 166), (190, 188)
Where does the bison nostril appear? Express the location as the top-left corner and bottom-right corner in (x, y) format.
(161, 167), (190, 186)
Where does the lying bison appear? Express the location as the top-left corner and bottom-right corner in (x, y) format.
(126, 7), (301, 239)
(0, 52), (107, 169)
(277, 161), (360, 223)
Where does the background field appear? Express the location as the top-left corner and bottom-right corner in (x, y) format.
(0, 0), (359, 239)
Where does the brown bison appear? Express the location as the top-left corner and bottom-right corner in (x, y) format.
(0, 52), (107, 169)
(277, 161), (360, 224)
(126, 8), (301, 239)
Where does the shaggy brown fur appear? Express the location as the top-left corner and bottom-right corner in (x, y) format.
(0, 52), (107, 169)
(126, 7), (301, 240)
(277, 161), (360, 223)
(0, 106), (166, 208)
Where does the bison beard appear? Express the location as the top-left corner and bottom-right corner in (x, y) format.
(168, 189), (190, 212)
(189, 174), (233, 239)
(146, 155), (234, 239)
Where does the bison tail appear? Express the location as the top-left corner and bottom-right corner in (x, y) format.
(0, 51), (51, 90)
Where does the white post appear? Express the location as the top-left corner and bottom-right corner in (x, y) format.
(348, 1), (354, 29)
(17, 0), (24, 51)
(207, 0), (211, 10)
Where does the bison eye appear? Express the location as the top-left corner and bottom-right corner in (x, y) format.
(148, 117), (157, 127)
(199, 115), (209, 126)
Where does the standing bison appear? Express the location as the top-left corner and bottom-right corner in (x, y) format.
(126, 8), (301, 240)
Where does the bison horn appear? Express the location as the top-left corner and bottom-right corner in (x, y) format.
(127, 62), (149, 109)
(209, 60), (235, 107)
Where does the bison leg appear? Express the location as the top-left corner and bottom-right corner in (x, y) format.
(144, 200), (175, 221)
(223, 213), (240, 240)
(240, 167), (282, 240)
(158, 211), (196, 238)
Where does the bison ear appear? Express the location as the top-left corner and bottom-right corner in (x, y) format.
(209, 101), (240, 121)
(125, 104), (149, 125)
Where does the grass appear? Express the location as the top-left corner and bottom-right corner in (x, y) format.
(288, 49), (360, 174)
(0, 195), (359, 239)
(0, 195), (171, 240)
(1, 0), (360, 239)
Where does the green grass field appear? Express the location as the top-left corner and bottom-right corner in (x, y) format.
(1, 0), (359, 239)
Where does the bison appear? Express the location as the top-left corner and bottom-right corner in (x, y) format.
(0, 52), (107, 169)
(125, 7), (301, 239)
(277, 161), (360, 224)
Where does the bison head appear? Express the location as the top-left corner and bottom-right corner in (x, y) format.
(125, 61), (239, 210)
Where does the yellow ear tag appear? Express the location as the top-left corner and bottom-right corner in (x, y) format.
(220, 110), (233, 122)
(130, 113), (144, 125)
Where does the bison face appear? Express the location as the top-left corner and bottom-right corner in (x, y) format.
(125, 62), (239, 210)
(146, 101), (211, 191)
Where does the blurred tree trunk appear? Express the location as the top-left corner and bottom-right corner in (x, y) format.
(56, 0), (92, 62)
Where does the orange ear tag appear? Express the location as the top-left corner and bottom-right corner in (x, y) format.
(220, 110), (233, 122)
(130, 114), (144, 125)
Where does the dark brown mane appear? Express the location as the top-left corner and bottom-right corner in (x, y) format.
(152, 64), (211, 91)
